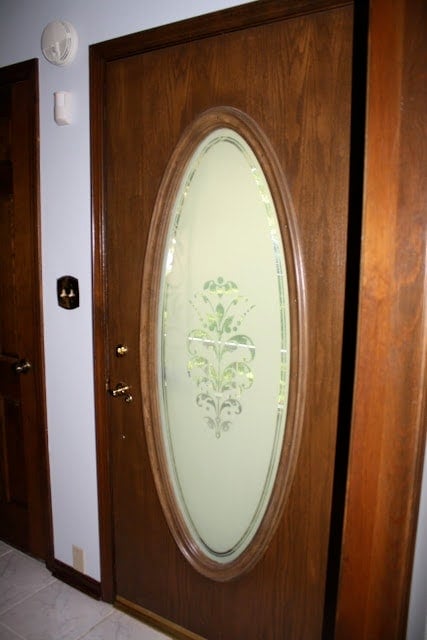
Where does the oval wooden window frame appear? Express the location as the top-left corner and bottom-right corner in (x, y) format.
(140, 106), (307, 582)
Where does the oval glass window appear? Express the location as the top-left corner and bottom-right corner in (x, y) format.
(144, 109), (302, 581)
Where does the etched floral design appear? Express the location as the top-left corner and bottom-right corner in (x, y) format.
(187, 277), (255, 438)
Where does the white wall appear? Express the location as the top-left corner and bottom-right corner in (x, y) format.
(0, 0), (254, 581)
(0, 1), (425, 636)
(408, 459), (427, 639)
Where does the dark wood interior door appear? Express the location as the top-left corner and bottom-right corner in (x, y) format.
(92, 2), (354, 638)
(0, 60), (49, 559)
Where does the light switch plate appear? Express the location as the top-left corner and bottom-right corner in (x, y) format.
(57, 275), (79, 309)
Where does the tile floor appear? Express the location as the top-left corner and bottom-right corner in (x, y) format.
(0, 540), (170, 640)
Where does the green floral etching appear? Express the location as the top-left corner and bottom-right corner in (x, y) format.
(187, 277), (255, 438)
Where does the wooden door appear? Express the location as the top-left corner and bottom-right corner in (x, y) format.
(0, 60), (50, 560)
(91, 2), (354, 638)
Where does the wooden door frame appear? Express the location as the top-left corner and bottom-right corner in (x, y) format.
(334, 0), (427, 638)
(90, 0), (426, 636)
(0, 59), (52, 562)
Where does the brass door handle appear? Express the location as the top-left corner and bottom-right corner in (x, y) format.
(13, 358), (32, 374)
(108, 382), (133, 403)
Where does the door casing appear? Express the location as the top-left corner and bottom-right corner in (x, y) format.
(335, 0), (427, 637)
(90, 0), (427, 637)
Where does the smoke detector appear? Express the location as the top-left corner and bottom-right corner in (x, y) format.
(41, 21), (78, 66)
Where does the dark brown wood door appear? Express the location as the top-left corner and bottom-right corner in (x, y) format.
(0, 60), (49, 559)
(92, 2), (354, 638)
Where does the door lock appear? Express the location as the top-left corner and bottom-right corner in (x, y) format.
(108, 382), (133, 403)
(115, 344), (128, 357)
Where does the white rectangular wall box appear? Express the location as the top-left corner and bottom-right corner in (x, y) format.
(54, 91), (72, 125)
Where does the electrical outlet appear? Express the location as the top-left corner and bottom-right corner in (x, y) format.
(72, 545), (85, 573)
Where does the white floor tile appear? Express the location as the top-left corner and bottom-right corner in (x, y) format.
(0, 543), (13, 559)
(0, 551), (56, 615)
(0, 622), (25, 639)
(79, 609), (169, 640)
(0, 581), (113, 640)
(0, 541), (171, 640)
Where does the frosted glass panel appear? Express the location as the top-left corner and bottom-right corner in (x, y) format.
(158, 128), (290, 563)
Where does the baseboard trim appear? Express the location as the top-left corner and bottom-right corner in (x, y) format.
(116, 596), (205, 640)
(49, 558), (101, 600)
